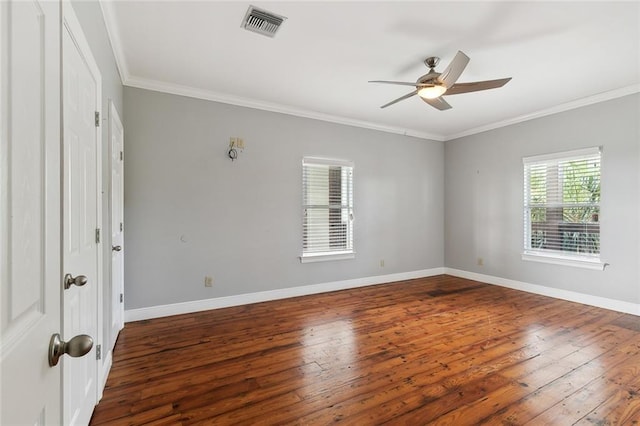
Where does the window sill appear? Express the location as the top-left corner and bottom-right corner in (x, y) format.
(300, 251), (355, 263)
(521, 251), (606, 271)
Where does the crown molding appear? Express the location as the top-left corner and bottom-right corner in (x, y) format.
(123, 76), (445, 141)
(99, 0), (129, 84)
(446, 84), (640, 141)
(124, 76), (639, 143)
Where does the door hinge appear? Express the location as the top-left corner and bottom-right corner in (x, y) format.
(95, 111), (100, 127)
(96, 344), (102, 360)
(120, 222), (123, 232)
(120, 293), (123, 303)
(120, 151), (124, 161)
(95, 228), (101, 244)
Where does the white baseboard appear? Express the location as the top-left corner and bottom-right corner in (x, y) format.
(444, 268), (640, 316)
(125, 267), (446, 322)
(125, 267), (639, 322)
(97, 350), (113, 402)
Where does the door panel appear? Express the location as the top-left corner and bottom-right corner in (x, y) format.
(109, 101), (124, 349)
(0, 1), (62, 424)
(62, 18), (99, 426)
(7, 0), (44, 317)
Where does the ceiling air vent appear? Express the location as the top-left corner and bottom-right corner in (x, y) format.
(241, 5), (286, 38)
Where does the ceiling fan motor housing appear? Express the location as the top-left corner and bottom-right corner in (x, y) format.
(417, 72), (441, 85)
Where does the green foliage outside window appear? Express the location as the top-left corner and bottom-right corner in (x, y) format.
(527, 158), (600, 254)
(529, 168), (547, 222)
(561, 160), (600, 223)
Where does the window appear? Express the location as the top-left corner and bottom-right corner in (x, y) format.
(301, 157), (354, 263)
(523, 147), (604, 270)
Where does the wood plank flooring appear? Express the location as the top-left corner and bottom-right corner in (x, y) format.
(90, 275), (640, 425)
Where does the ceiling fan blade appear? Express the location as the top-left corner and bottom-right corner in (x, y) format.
(421, 96), (452, 111)
(380, 90), (418, 108)
(437, 51), (470, 88)
(446, 78), (512, 95)
(370, 80), (437, 89)
(369, 80), (419, 87)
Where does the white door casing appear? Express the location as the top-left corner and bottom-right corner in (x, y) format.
(62, 2), (103, 425)
(108, 100), (124, 354)
(0, 1), (62, 424)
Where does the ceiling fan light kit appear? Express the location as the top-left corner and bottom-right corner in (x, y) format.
(418, 84), (446, 99)
(369, 50), (512, 110)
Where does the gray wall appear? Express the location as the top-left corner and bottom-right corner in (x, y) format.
(444, 94), (640, 303)
(71, 0), (124, 360)
(123, 87), (445, 309)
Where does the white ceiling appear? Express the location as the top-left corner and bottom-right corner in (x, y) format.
(101, 1), (640, 141)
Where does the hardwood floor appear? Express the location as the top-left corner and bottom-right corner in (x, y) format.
(90, 275), (640, 425)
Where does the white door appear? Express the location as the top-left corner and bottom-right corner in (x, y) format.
(0, 1), (62, 424)
(109, 100), (124, 348)
(62, 6), (102, 425)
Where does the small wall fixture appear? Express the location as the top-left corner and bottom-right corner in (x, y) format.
(228, 137), (244, 161)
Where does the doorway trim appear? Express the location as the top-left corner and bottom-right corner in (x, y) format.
(105, 98), (124, 388)
(61, 0), (104, 410)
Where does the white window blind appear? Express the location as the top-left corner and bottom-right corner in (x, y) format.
(301, 157), (354, 261)
(523, 147), (601, 262)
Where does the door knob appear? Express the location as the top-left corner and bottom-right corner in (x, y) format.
(63, 273), (87, 290)
(48, 333), (93, 367)
(112, 245), (122, 252)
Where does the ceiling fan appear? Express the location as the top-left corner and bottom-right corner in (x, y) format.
(369, 51), (511, 110)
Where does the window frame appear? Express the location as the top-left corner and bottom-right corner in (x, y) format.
(300, 157), (354, 263)
(522, 147), (605, 271)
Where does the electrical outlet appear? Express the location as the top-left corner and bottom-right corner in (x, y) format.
(229, 137), (236, 148)
(236, 138), (244, 149)
(477, 257), (484, 266)
(204, 276), (213, 287)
